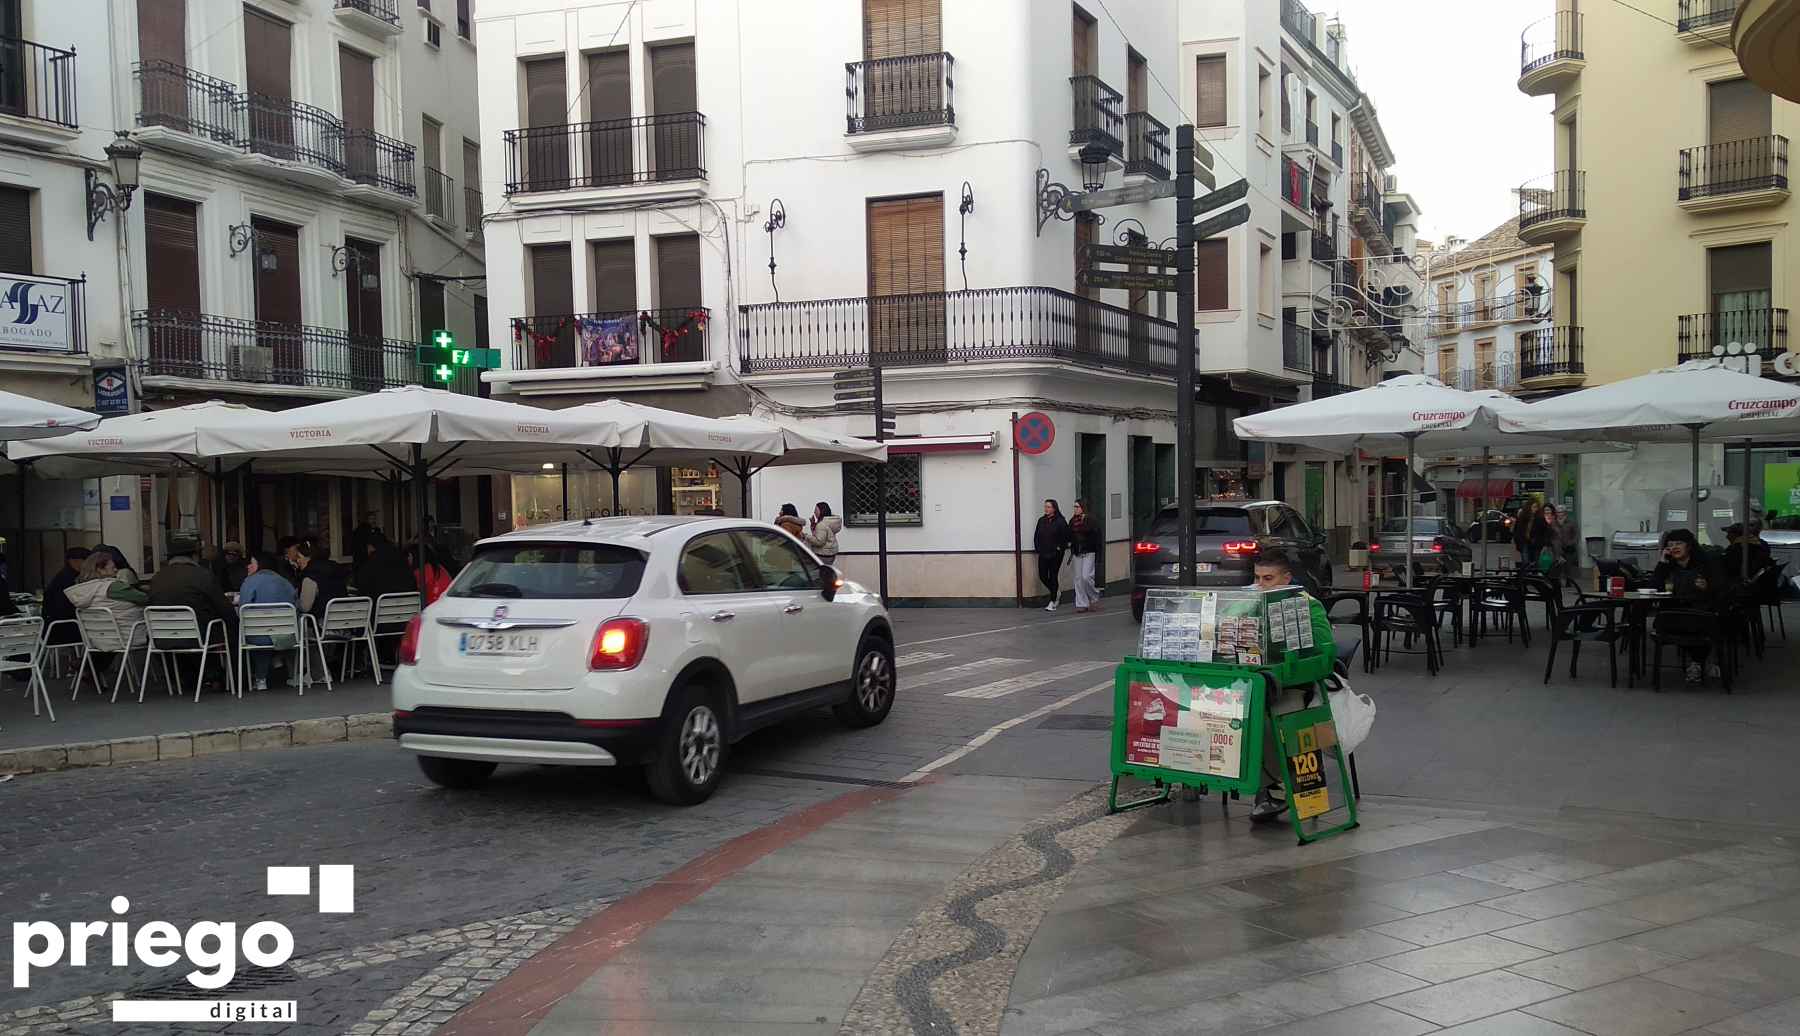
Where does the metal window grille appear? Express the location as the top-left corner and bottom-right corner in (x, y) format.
(843, 454), (922, 527)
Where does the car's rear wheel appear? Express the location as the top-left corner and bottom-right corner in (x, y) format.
(834, 634), (895, 728)
(647, 686), (727, 805)
(417, 756), (496, 790)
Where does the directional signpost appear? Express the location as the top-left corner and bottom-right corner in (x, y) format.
(1081, 268), (1181, 292)
(1192, 202), (1251, 243)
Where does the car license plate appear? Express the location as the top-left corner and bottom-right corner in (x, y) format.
(1164, 562), (1215, 575)
(459, 631), (541, 656)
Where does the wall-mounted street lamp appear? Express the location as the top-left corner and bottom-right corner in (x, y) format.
(85, 132), (143, 241)
(763, 198), (786, 303)
(227, 222), (254, 258)
(1077, 144), (1110, 192)
(957, 182), (974, 291)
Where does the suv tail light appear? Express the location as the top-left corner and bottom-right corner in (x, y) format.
(1133, 541), (1161, 555)
(590, 617), (650, 671)
(1368, 542), (1382, 552)
(1222, 540), (1259, 557)
(1431, 539), (1446, 554)
(396, 615), (422, 666)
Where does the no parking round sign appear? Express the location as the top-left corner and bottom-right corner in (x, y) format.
(1015, 411), (1055, 455)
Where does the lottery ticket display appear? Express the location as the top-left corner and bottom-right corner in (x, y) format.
(1136, 587), (1310, 666)
(1123, 674), (1252, 779)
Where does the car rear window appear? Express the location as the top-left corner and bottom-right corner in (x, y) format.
(1147, 509), (1254, 536)
(449, 543), (646, 600)
(1381, 518), (1447, 534)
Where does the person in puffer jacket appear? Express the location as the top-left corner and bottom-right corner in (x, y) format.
(63, 551), (148, 644)
(806, 502), (842, 565)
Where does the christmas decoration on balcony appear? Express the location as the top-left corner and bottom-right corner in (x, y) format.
(639, 308), (709, 362)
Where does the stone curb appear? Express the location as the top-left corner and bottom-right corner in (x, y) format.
(0, 712), (393, 777)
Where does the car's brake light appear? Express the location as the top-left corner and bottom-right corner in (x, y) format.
(1222, 540), (1259, 556)
(590, 617), (650, 671)
(1368, 542), (1382, 551)
(396, 615), (422, 666)
(1431, 539), (1446, 554)
(1133, 541), (1161, 555)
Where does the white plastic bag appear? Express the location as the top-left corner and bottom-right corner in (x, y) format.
(1325, 673), (1377, 754)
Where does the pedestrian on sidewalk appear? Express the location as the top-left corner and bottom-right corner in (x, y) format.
(1069, 499), (1102, 612)
(1512, 500), (1543, 571)
(1034, 499), (1071, 611)
(1248, 551), (1337, 823)
(806, 502), (841, 565)
(774, 503), (807, 540)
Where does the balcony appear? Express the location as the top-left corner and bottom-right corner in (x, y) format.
(1310, 230), (1335, 263)
(333, 0), (403, 35)
(1518, 326), (1585, 388)
(1431, 291), (1553, 331)
(0, 274), (87, 370)
(1331, 140), (1343, 167)
(1519, 11), (1583, 95)
(1350, 173), (1387, 245)
(1677, 0), (1738, 43)
(1733, 0), (1800, 104)
(1282, 319), (1312, 372)
(1068, 75), (1124, 159)
(739, 286), (1182, 379)
(1123, 112), (1169, 180)
(1678, 308), (1789, 364)
(422, 166), (454, 226)
(339, 128), (417, 208)
(845, 52), (955, 151)
(0, 37), (77, 148)
(503, 112), (707, 203)
(1449, 363), (1521, 392)
(1281, 0), (1317, 42)
(1517, 170), (1586, 244)
(237, 93), (347, 189)
(135, 310), (417, 396)
(1677, 136), (1789, 213)
(464, 186), (482, 239)
(495, 307), (715, 396)
(134, 62), (239, 160)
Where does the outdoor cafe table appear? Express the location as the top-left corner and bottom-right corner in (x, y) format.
(1576, 591), (1674, 686)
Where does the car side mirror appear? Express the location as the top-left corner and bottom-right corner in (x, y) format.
(820, 565), (840, 602)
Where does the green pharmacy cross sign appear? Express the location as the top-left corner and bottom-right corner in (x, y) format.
(416, 329), (500, 384)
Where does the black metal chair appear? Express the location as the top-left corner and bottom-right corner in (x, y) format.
(1650, 608), (1733, 693)
(1322, 592), (1372, 673)
(1543, 601), (1623, 687)
(1518, 574), (1562, 632)
(1371, 592), (1444, 674)
(1469, 578), (1532, 647)
(1759, 561), (1788, 642)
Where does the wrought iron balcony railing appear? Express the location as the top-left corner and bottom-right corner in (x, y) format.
(739, 286), (1182, 378)
(1310, 230), (1335, 263)
(503, 112), (706, 194)
(1678, 308), (1788, 363)
(0, 36), (77, 128)
(1069, 75), (1123, 156)
(845, 52), (954, 134)
(1677, 0), (1739, 33)
(334, 0), (399, 27)
(135, 61), (237, 143)
(464, 186), (482, 237)
(1281, 0), (1316, 42)
(511, 307), (710, 370)
(241, 93), (346, 175)
(135, 309), (417, 392)
(1521, 11), (1583, 77)
(1124, 112), (1169, 179)
(1449, 364), (1521, 392)
(1282, 319), (1312, 372)
(338, 127), (416, 196)
(1518, 170), (1586, 230)
(423, 166), (453, 222)
(1519, 326), (1584, 380)
(1678, 136), (1788, 200)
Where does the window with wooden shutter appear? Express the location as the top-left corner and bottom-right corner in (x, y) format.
(0, 185), (32, 275)
(343, 237), (385, 391)
(1438, 344), (1457, 381)
(244, 9), (294, 158)
(341, 47), (378, 184)
(143, 193), (198, 376)
(864, 0), (939, 59)
(655, 234), (702, 361)
(1709, 77), (1771, 145)
(528, 243), (574, 369)
(250, 218), (302, 384)
(1128, 49), (1148, 113)
(649, 43), (698, 182)
(589, 239), (635, 319)
(867, 194), (945, 365)
(1071, 5), (1096, 76)
(1197, 55), (1226, 129)
(581, 50), (630, 186)
(1710, 243), (1772, 351)
(137, 0), (184, 66)
(524, 57), (569, 188)
(862, 0), (941, 125)
(1195, 238), (1228, 311)
(137, 0), (188, 127)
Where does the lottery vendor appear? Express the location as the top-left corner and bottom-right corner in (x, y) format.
(1248, 549), (1335, 822)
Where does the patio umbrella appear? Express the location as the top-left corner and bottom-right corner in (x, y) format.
(1234, 375), (1514, 587)
(1497, 360), (1800, 576)
(0, 389), (98, 441)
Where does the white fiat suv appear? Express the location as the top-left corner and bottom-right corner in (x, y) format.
(391, 516), (895, 805)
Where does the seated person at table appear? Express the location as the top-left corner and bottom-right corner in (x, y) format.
(146, 537), (239, 680)
(289, 540), (350, 622)
(1649, 528), (1724, 685)
(42, 546), (91, 645)
(213, 541), (249, 594)
(63, 550), (148, 642)
(1249, 552), (1337, 822)
(1723, 522), (1774, 581)
(357, 539), (418, 601)
(239, 551), (299, 692)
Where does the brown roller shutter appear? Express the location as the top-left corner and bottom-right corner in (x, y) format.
(1197, 55), (1226, 128)
(0, 186), (32, 275)
(867, 194), (944, 365)
(244, 9), (291, 100)
(864, 0), (940, 59)
(654, 234), (701, 361)
(528, 243), (573, 369)
(1709, 78), (1770, 145)
(1071, 6), (1095, 76)
(591, 239), (635, 314)
(1195, 238), (1228, 311)
(144, 194), (198, 313)
(339, 48), (375, 132)
(137, 0), (185, 66)
(649, 43), (697, 182)
(583, 50), (630, 186)
(1128, 50), (1147, 113)
(524, 57), (568, 188)
(251, 218), (302, 384)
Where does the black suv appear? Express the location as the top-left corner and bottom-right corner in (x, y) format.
(1129, 500), (1332, 621)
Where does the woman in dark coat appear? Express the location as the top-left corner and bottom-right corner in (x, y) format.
(1033, 499), (1071, 611)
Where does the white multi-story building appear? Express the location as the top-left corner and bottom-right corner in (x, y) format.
(0, 0), (485, 582)
(473, 0), (1424, 603)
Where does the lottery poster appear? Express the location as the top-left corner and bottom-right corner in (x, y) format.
(1123, 679), (1248, 778)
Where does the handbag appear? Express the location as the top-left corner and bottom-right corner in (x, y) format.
(1537, 546), (1557, 573)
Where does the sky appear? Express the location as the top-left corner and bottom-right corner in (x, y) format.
(1320, 0), (1555, 244)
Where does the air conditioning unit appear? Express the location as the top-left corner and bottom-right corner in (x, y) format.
(1383, 174), (1399, 193)
(234, 345), (274, 383)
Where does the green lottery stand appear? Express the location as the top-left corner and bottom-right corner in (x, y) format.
(1108, 586), (1358, 845)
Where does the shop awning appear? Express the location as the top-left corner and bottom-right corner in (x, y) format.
(1457, 479), (1514, 500)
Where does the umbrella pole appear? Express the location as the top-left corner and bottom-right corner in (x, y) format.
(1690, 425), (1702, 545)
(1405, 434), (1417, 589)
(560, 463), (570, 520)
(609, 447), (623, 516)
(1480, 446), (1490, 574)
(1743, 436), (1753, 582)
(735, 460), (751, 518)
(213, 459), (225, 551)
(412, 445), (428, 582)
(14, 459), (28, 591)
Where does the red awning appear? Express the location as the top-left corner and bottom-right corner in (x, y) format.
(1457, 479), (1514, 500)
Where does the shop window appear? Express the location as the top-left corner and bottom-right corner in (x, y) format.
(843, 454), (922, 526)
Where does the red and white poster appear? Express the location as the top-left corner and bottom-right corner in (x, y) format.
(1124, 681), (1243, 779)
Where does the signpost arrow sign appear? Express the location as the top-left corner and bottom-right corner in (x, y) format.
(1192, 202), (1251, 241)
(1193, 178), (1249, 215)
(1083, 243), (1180, 267)
(1080, 268), (1181, 292)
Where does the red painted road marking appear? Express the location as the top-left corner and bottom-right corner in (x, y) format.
(440, 781), (921, 1035)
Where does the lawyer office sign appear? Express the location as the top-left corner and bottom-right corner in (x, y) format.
(0, 274), (74, 352)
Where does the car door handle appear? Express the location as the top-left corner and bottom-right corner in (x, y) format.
(710, 611), (736, 623)
(783, 604), (805, 615)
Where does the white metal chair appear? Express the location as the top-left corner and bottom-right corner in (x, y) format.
(0, 616), (53, 723)
(371, 593), (422, 678)
(141, 606), (236, 704)
(237, 603), (322, 697)
(318, 596), (377, 685)
(72, 608), (147, 703)
(40, 619), (84, 679)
